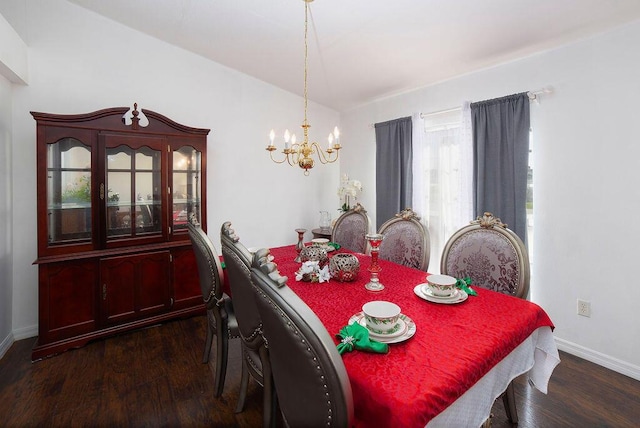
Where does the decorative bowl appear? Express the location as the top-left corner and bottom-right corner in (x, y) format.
(426, 274), (457, 297)
(311, 238), (330, 246)
(299, 245), (328, 266)
(362, 301), (401, 335)
(329, 253), (360, 282)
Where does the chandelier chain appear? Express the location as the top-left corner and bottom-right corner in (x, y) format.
(303, 0), (309, 127)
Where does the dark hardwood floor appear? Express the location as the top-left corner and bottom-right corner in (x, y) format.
(1, 316), (639, 427)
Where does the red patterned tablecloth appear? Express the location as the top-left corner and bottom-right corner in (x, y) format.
(269, 245), (554, 428)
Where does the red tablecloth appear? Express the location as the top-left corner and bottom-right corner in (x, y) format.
(269, 245), (554, 428)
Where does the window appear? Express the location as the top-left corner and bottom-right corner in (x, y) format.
(413, 108), (534, 274)
(412, 108), (473, 272)
(527, 129), (534, 268)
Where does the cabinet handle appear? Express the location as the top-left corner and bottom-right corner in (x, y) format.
(100, 183), (105, 200)
(102, 284), (107, 300)
(170, 297), (174, 307)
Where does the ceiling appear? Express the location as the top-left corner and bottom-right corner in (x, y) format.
(69, 0), (640, 112)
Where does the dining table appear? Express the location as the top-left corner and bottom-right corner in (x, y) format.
(266, 244), (560, 428)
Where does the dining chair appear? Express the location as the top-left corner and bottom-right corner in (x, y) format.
(331, 202), (372, 253)
(220, 222), (275, 427)
(187, 222), (239, 398)
(440, 211), (530, 423)
(250, 251), (354, 427)
(377, 207), (430, 271)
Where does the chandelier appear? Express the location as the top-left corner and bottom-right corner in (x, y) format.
(266, 0), (341, 175)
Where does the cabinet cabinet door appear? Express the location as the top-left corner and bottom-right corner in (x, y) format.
(38, 127), (98, 257)
(38, 260), (97, 343)
(100, 251), (171, 324)
(101, 133), (168, 248)
(171, 246), (202, 310)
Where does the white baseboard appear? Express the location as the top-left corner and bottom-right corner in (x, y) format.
(0, 332), (15, 360)
(555, 337), (640, 381)
(12, 324), (38, 341)
(0, 324), (37, 360)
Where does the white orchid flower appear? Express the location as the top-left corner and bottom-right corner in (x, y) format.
(317, 265), (330, 283)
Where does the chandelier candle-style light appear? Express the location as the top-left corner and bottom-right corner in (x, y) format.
(266, 0), (341, 175)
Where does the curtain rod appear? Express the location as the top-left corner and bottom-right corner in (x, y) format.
(418, 87), (554, 117)
(369, 86), (554, 127)
(527, 86), (553, 103)
(420, 107), (461, 119)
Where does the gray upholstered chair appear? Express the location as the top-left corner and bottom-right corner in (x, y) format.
(220, 222), (275, 427)
(187, 222), (239, 397)
(331, 203), (372, 253)
(440, 212), (530, 423)
(377, 208), (430, 271)
(440, 212), (530, 298)
(250, 251), (354, 427)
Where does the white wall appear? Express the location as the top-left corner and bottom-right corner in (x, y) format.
(4, 0), (341, 341)
(341, 21), (640, 379)
(0, 10), (27, 84)
(0, 73), (13, 357)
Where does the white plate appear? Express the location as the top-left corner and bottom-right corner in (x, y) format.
(324, 245), (336, 252)
(414, 284), (468, 304)
(359, 317), (407, 339)
(419, 284), (461, 301)
(348, 312), (416, 344)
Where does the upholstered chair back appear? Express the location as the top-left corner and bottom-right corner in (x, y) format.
(378, 208), (430, 271)
(440, 212), (530, 298)
(250, 252), (354, 427)
(188, 222), (224, 311)
(331, 203), (372, 253)
(187, 222), (238, 397)
(220, 222), (274, 425)
(220, 222), (263, 346)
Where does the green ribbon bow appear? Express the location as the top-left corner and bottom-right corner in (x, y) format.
(336, 323), (389, 355)
(328, 242), (341, 250)
(456, 277), (477, 296)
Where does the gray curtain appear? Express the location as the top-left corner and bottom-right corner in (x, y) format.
(471, 93), (530, 243)
(375, 116), (412, 230)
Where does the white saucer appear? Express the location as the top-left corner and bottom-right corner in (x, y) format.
(419, 284), (461, 301)
(414, 284), (468, 304)
(348, 312), (416, 344)
(359, 317), (407, 339)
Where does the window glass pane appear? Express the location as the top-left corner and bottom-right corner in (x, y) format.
(527, 130), (534, 267)
(135, 171), (161, 234)
(135, 149), (155, 170)
(172, 146), (201, 229)
(413, 108), (473, 272)
(106, 144), (162, 240)
(107, 172), (131, 237)
(107, 148), (131, 169)
(47, 138), (92, 244)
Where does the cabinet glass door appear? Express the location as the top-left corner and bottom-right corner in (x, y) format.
(106, 145), (162, 239)
(172, 146), (201, 231)
(47, 138), (92, 244)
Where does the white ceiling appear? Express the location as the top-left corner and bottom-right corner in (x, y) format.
(69, 0), (640, 112)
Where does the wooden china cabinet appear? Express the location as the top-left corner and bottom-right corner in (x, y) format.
(32, 104), (208, 360)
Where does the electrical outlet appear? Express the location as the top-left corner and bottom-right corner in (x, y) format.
(577, 299), (591, 317)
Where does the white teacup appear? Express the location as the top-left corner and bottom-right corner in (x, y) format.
(311, 238), (330, 246)
(362, 301), (401, 334)
(426, 274), (457, 297)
